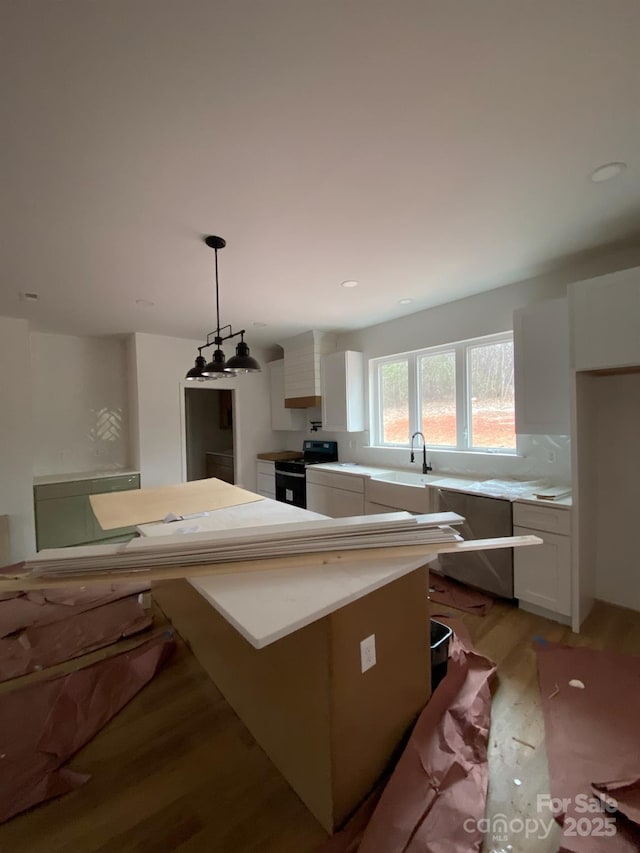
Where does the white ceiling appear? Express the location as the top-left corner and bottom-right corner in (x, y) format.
(1, 0), (639, 348)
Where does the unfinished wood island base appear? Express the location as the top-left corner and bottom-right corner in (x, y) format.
(153, 568), (429, 832)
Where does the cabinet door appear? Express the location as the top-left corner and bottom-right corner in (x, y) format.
(268, 360), (306, 430)
(514, 525), (571, 615)
(306, 483), (364, 518)
(321, 351), (364, 432)
(513, 297), (570, 435)
(329, 487), (365, 518)
(35, 495), (91, 550)
(570, 267), (640, 371)
(306, 482), (331, 515)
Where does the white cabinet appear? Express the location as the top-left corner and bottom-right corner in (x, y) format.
(256, 460), (276, 498)
(306, 469), (365, 518)
(570, 266), (640, 371)
(513, 297), (570, 435)
(268, 360), (306, 431)
(513, 501), (571, 618)
(320, 351), (365, 432)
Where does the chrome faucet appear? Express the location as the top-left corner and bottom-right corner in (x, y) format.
(410, 431), (432, 474)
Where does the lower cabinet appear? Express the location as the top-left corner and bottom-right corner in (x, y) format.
(306, 483), (364, 517)
(513, 502), (571, 618)
(34, 473), (140, 550)
(306, 469), (365, 518)
(256, 460), (276, 499)
(206, 452), (235, 484)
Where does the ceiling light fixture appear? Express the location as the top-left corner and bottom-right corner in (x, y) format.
(398, 298), (413, 305)
(186, 235), (261, 381)
(341, 280), (359, 288)
(590, 162), (627, 183)
(20, 292), (40, 302)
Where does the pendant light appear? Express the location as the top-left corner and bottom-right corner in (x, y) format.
(185, 235), (261, 380)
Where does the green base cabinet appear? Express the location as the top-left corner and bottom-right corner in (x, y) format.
(34, 473), (140, 551)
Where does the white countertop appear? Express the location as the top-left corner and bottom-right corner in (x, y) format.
(310, 462), (572, 506)
(139, 498), (429, 649)
(34, 469), (140, 486)
(308, 462), (394, 477)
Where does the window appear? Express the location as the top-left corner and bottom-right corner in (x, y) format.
(372, 332), (515, 452)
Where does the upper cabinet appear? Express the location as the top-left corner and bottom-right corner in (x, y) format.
(281, 331), (337, 408)
(268, 360), (306, 431)
(320, 351), (365, 432)
(569, 267), (640, 372)
(513, 297), (570, 435)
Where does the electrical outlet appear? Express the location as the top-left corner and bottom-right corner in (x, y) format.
(547, 450), (557, 464)
(360, 634), (376, 673)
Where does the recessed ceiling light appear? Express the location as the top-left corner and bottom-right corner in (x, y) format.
(398, 298), (413, 305)
(136, 298), (155, 307)
(341, 280), (359, 289)
(20, 292), (39, 302)
(253, 321), (268, 327)
(590, 162), (627, 183)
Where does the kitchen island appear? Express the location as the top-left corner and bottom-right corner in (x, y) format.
(143, 498), (431, 832)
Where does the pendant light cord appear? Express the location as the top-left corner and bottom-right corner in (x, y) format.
(215, 248), (221, 339)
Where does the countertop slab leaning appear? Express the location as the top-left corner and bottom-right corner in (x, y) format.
(140, 498), (432, 649)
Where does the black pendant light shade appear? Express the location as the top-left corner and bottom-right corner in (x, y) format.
(226, 337), (261, 373)
(202, 347), (236, 378)
(185, 354), (207, 380)
(186, 235), (261, 380)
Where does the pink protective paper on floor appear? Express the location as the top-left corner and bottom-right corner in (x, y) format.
(321, 617), (495, 853)
(0, 594), (152, 681)
(0, 632), (175, 824)
(535, 642), (640, 853)
(428, 571), (493, 616)
(0, 581), (150, 638)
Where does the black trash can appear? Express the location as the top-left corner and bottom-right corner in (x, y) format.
(430, 619), (453, 692)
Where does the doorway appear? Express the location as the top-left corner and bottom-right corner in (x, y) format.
(184, 387), (235, 483)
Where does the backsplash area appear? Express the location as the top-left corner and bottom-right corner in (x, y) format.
(284, 423), (571, 486)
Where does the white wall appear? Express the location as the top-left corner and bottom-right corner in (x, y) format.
(130, 332), (275, 491)
(30, 333), (130, 475)
(594, 373), (640, 611)
(280, 247), (640, 483)
(0, 317), (35, 561)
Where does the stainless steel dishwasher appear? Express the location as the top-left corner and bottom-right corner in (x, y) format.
(434, 488), (513, 597)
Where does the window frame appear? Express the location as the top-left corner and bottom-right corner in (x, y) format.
(370, 331), (516, 453)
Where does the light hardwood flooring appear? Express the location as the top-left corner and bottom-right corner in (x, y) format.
(1, 597), (639, 853)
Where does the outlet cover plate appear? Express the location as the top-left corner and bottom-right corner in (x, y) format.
(360, 634), (376, 673)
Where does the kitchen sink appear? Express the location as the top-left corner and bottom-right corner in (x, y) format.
(366, 470), (441, 513)
(370, 470), (441, 488)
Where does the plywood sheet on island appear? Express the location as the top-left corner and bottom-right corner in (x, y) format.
(89, 478), (263, 530)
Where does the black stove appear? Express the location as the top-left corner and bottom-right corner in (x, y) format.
(274, 440), (338, 508)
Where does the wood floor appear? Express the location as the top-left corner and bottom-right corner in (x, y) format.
(1, 596), (639, 853)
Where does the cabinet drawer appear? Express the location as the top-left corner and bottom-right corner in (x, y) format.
(513, 503), (571, 535)
(257, 472), (275, 496)
(89, 474), (140, 494)
(305, 469), (364, 493)
(257, 460), (276, 476)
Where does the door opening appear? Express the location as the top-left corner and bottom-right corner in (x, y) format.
(184, 388), (235, 483)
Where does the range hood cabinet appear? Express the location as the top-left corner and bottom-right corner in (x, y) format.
(281, 331), (337, 408)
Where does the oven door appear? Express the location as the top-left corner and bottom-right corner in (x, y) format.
(275, 470), (306, 509)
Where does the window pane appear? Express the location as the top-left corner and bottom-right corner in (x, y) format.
(380, 360), (409, 443)
(469, 340), (515, 449)
(420, 351), (456, 446)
